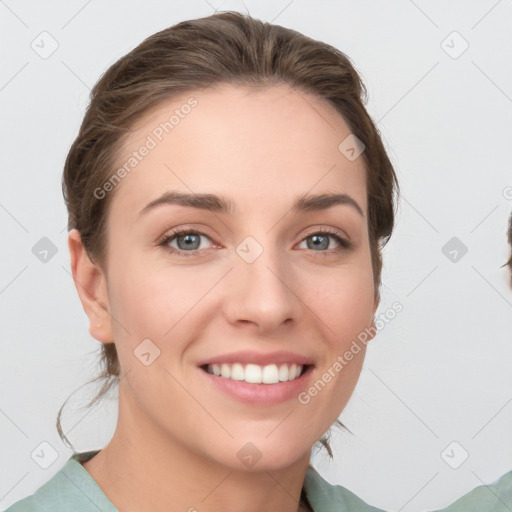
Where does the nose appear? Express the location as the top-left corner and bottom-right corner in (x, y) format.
(223, 243), (296, 334)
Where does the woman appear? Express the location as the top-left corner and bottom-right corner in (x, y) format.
(5, 11), (511, 512)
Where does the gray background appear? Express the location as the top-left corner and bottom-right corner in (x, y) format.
(1, 0), (511, 510)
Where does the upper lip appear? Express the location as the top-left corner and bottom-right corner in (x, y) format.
(197, 350), (315, 367)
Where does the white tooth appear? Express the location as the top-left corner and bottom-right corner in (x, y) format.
(220, 363), (231, 379)
(293, 363), (303, 379)
(244, 364), (262, 383)
(231, 363), (245, 381)
(213, 363), (304, 383)
(278, 364), (289, 382)
(262, 364), (279, 384)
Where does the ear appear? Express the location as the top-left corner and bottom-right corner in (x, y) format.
(366, 291), (380, 342)
(68, 229), (114, 343)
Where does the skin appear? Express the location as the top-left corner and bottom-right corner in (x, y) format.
(69, 83), (378, 512)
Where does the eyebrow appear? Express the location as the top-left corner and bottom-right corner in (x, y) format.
(139, 191), (364, 217)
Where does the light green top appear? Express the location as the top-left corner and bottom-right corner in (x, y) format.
(4, 450), (512, 511)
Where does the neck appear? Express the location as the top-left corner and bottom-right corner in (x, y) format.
(82, 386), (313, 512)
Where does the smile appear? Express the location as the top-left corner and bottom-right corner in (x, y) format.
(203, 363), (306, 384)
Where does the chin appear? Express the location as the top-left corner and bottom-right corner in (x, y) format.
(208, 435), (313, 472)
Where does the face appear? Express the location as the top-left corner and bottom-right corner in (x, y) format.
(89, 83), (377, 470)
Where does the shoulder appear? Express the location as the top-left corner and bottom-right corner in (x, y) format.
(428, 469), (512, 512)
(303, 467), (512, 512)
(304, 465), (387, 512)
(3, 451), (117, 512)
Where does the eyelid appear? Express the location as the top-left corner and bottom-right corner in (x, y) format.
(301, 225), (350, 242)
(156, 225), (216, 243)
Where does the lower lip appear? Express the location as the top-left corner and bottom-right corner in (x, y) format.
(199, 366), (314, 405)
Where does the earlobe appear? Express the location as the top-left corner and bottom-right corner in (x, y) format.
(68, 229), (114, 343)
(367, 294), (380, 342)
(368, 317), (377, 341)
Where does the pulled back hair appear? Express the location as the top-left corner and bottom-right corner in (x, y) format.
(58, 11), (400, 458)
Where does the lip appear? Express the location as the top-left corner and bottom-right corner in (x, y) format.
(196, 350), (315, 367)
(199, 364), (315, 405)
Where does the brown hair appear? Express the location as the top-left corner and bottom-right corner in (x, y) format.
(58, 11), (400, 459)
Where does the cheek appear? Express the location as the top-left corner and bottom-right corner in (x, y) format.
(299, 269), (373, 426)
(105, 257), (223, 376)
(302, 264), (374, 404)
(305, 265), (375, 343)
(108, 251), (202, 331)
(104, 258), (177, 355)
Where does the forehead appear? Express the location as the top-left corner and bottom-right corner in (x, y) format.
(108, 83), (367, 221)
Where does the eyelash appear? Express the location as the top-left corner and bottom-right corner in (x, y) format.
(157, 227), (353, 257)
